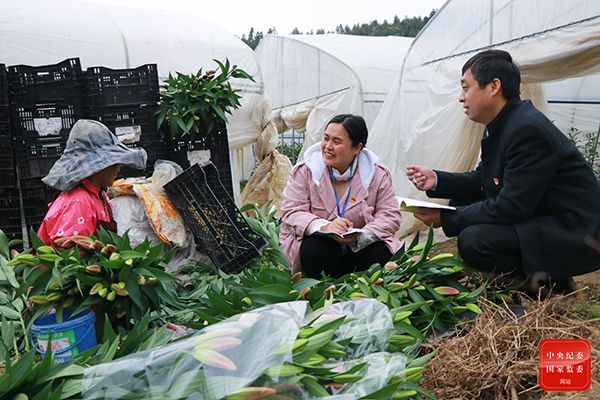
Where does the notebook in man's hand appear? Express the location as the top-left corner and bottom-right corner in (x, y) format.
(396, 197), (456, 213)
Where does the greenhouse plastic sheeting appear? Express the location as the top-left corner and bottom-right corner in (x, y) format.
(0, 0), (270, 203)
(256, 34), (412, 156)
(367, 0), (600, 237)
(81, 299), (406, 399)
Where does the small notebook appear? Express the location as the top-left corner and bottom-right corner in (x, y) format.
(396, 197), (456, 213)
(316, 227), (367, 238)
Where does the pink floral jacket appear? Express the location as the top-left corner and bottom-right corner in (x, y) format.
(279, 154), (402, 273)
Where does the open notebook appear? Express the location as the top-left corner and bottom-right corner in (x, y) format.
(316, 227), (368, 238)
(396, 197), (456, 213)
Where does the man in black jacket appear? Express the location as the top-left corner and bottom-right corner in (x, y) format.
(406, 50), (600, 292)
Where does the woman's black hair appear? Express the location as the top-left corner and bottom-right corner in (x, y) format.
(327, 114), (368, 147)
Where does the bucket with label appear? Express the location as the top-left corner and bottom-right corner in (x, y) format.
(31, 309), (96, 364)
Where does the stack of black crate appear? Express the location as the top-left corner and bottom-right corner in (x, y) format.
(8, 58), (83, 234)
(84, 64), (167, 178)
(0, 63), (22, 241)
(167, 119), (234, 198)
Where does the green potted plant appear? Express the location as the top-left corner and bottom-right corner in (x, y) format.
(157, 59), (254, 141)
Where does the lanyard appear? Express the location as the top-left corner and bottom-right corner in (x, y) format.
(329, 161), (353, 217)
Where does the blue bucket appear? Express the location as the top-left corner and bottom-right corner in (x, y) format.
(31, 309), (96, 364)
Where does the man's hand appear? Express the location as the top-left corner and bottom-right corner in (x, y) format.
(414, 208), (442, 228)
(406, 165), (436, 191)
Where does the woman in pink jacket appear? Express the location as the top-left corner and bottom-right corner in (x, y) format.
(280, 114), (402, 278)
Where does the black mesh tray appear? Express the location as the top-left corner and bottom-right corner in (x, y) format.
(164, 162), (264, 273)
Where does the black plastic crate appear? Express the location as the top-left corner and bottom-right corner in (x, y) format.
(16, 136), (67, 158)
(8, 58), (83, 104)
(166, 121), (233, 197)
(0, 140), (15, 188)
(85, 103), (160, 141)
(11, 102), (81, 138)
(164, 162), (264, 273)
(15, 136), (67, 179)
(0, 188), (22, 234)
(24, 214), (46, 235)
(0, 64), (7, 105)
(0, 140), (13, 158)
(119, 140), (170, 179)
(85, 64), (159, 107)
(0, 223), (22, 241)
(23, 202), (48, 221)
(0, 105), (9, 136)
(20, 177), (58, 204)
(0, 188), (19, 208)
(0, 206), (22, 229)
(22, 189), (53, 233)
(0, 166), (16, 188)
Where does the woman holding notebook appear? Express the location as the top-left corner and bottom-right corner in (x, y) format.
(279, 114), (402, 278)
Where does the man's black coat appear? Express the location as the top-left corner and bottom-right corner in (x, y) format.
(428, 98), (600, 277)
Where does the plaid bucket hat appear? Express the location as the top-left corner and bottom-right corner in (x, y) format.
(42, 119), (147, 192)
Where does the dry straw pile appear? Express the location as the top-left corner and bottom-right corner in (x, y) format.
(421, 294), (600, 400)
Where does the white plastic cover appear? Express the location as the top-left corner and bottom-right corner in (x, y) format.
(81, 299), (407, 399)
(256, 34), (412, 155)
(368, 0), (600, 237)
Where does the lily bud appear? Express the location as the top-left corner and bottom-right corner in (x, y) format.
(241, 297), (252, 307)
(111, 283), (129, 296)
(86, 264), (102, 273)
(193, 348), (237, 371)
(45, 292), (61, 302)
(349, 292), (368, 300)
(324, 285), (336, 295)
(90, 282), (104, 296)
(434, 286), (460, 296)
(291, 271), (302, 283)
(29, 295), (49, 304)
(101, 244), (117, 256)
(384, 261), (398, 270)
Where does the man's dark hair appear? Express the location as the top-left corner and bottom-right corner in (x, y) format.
(462, 50), (521, 99)
(327, 114), (368, 147)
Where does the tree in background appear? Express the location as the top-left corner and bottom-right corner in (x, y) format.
(336, 10), (435, 37)
(241, 10), (436, 49)
(242, 27), (277, 49)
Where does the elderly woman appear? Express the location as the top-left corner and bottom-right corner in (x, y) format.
(37, 120), (147, 245)
(279, 114), (402, 278)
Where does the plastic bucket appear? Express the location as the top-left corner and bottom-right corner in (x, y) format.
(31, 309), (96, 364)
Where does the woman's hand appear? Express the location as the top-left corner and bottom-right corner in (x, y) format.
(321, 218), (357, 245)
(321, 217), (353, 234)
(406, 165), (436, 191)
(333, 232), (358, 245)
